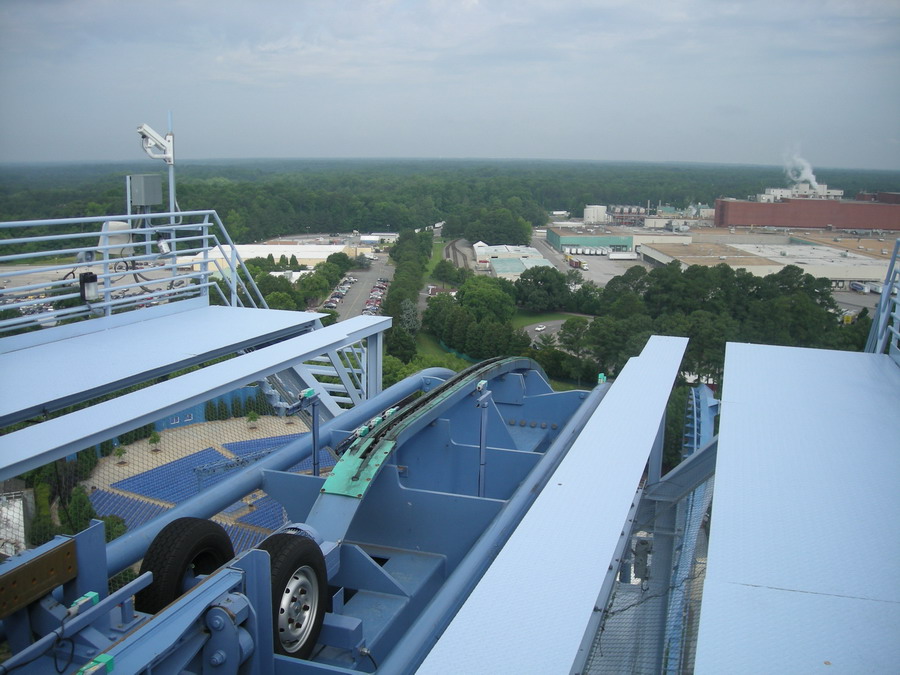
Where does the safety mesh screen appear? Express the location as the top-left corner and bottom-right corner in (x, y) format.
(585, 476), (714, 674)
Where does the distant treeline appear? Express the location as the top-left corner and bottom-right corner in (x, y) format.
(3, 159), (899, 249)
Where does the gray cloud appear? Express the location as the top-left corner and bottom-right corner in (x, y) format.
(1, 0), (898, 169)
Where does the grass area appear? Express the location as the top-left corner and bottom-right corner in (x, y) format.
(547, 378), (583, 392)
(510, 310), (580, 329)
(415, 331), (585, 392)
(415, 333), (470, 368)
(424, 239), (446, 278)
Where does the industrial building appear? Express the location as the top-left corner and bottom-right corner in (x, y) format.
(205, 243), (349, 268)
(472, 242), (546, 261)
(714, 190), (900, 231)
(546, 226), (691, 254)
(368, 232), (400, 243)
(471, 241), (555, 279)
(639, 234), (894, 287)
(756, 182), (844, 202)
(583, 205), (609, 224)
(487, 257), (555, 280)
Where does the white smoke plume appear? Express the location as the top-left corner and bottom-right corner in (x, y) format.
(783, 150), (818, 188)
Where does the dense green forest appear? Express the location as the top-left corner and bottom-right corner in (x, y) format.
(3, 160), (899, 247)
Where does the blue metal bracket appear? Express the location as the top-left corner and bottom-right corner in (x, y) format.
(475, 381), (493, 498)
(287, 387), (323, 475)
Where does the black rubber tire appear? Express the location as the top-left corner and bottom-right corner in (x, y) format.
(257, 534), (327, 659)
(135, 517), (235, 614)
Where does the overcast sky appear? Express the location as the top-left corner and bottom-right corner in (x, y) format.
(1, 0), (898, 170)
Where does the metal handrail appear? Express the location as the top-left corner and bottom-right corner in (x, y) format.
(865, 238), (900, 365)
(0, 210), (267, 334)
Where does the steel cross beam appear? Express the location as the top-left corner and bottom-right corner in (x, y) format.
(643, 438), (718, 504)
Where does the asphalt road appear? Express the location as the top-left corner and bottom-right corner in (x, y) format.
(331, 255), (394, 321)
(525, 319), (566, 343)
(832, 290), (880, 314)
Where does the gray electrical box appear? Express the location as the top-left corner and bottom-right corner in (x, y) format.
(130, 174), (163, 206)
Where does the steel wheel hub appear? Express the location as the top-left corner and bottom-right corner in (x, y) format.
(277, 564), (318, 652)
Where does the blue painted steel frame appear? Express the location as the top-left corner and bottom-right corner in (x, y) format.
(0, 316), (394, 479)
(0, 521), (274, 675)
(103, 368), (451, 574)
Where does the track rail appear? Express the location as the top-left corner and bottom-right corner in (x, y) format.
(324, 357), (539, 497)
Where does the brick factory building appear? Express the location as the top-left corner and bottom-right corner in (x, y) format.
(714, 192), (900, 231)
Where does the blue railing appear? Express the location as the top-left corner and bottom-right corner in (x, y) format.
(865, 238), (900, 366)
(0, 210), (267, 334)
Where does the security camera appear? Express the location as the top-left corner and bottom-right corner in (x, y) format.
(137, 123), (174, 164)
(137, 123), (168, 148)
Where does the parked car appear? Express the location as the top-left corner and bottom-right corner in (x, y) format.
(535, 324), (547, 332)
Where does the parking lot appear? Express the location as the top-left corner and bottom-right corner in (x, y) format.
(325, 254), (394, 321)
(529, 235), (653, 286)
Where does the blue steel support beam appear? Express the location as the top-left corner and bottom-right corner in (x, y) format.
(647, 480), (678, 674)
(287, 363), (351, 418)
(366, 332), (384, 399)
(325, 348), (364, 407)
(476, 386), (493, 498)
(643, 438), (718, 504)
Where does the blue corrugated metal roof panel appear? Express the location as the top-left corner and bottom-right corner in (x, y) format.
(695, 342), (900, 672)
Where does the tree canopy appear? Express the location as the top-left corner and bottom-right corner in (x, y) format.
(522, 262), (868, 387)
(5, 159), (898, 252)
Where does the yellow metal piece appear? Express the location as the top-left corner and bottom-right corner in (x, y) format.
(0, 537), (77, 619)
